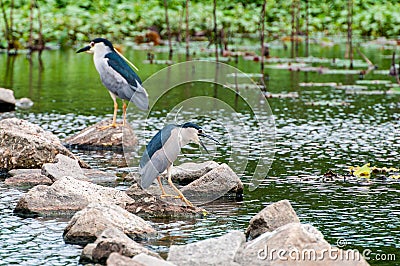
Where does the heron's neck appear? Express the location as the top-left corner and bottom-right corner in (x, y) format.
(93, 45), (113, 60)
(178, 128), (198, 147)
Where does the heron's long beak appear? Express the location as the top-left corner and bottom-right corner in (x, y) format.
(76, 45), (91, 53)
(199, 133), (220, 153)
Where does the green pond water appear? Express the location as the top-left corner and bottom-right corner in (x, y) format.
(0, 41), (399, 265)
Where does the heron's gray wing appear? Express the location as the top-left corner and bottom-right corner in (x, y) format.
(139, 149), (172, 188)
(105, 52), (142, 86)
(105, 53), (149, 110)
(139, 125), (181, 188)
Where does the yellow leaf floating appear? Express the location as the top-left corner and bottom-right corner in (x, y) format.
(353, 163), (372, 178)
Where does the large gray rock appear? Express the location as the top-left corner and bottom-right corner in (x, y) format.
(107, 252), (145, 266)
(5, 167), (117, 187)
(0, 118), (88, 171)
(234, 223), (369, 266)
(161, 161), (220, 185)
(63, 202), (157, 245)
(180, 163), (243, 204)
(64, 119), (138, 151)
(245, 200), (300, 240)
(125, 183), (207, 218)
(132, 253), (176, 266)
(83, 168), (118, 184)
(80, 227), (161, 264)
(8, 169), (42, 176)
(4, 171), (52, 187)
(14, 176), (134, 217)
(42, 154), (88, 182)
(15, 97), (34, 109)
(0, 88), (16, 112)
(167, 230), (245, 266)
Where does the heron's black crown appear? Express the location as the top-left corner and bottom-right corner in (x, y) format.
(92, 38), (114, 50)
(180, 122), (202, 130)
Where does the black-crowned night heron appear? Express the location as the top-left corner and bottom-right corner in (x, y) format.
(77, 38), (149, 129)
(139, 122), (219, 207)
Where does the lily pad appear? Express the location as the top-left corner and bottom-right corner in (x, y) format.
(226, 83), (261, 89)
(305, 100), (349, 106)
(195, 57), (230, 62)
(345, 90), (385, 95)
(352, 163), (372, 178)
(331, 59), (370, 68)
(264, 63), (308, 70)
(389, 87), (400, 93)
(345, 90), (400, 95)
(336, 85), (368, 90)
(373, 70), (392, 75)
(226, 73), (263, 78)
(349, 164), (399, 180)
(264, 92), (299, 98)
(385, 83), (400, 88)
(142, 60), (174, 65)
(325, 69), (364, 75)
(299, 82), (338, 87)
(355, 80), (392, 85)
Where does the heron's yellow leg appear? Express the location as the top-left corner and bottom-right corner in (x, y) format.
(157, 176), (175, 198)
(167, 171), (193, 207)
(122, 101), (127, 126)
(112, 100), (118, 126)
(99, 96), (120, 130)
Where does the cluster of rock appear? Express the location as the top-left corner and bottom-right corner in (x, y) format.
(77, 200), (369, 266)
(0, 118), (370, 265)
(1, 118), (247, 263)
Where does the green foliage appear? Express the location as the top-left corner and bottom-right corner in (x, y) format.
(0, 0), (399, 47)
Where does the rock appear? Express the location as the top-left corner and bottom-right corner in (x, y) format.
(42, 154), (88, 182)
(15, 97), (34, 109)
(81, 243), (97, 263)
(132, 253), (176, 266)
(14, 176), (134, 217)
(107, 253), (145, 266)
(125, 183), (207, 218)
(5, 167), (116, 186)
(245, 200), (300, 240)
(4, 172), (52, 187)
(0, 118), (88, 171)
(234, 223), (369, 265)
(161, 161), (220, 185)
(64, 120), (138, 151)
(83, 168), (118, 184)
(63, 202), (157, 245)
(0, 88), (16, 112)
(180, 163), (243, 204)
(81, 227), (127, 262)
(167, 231), (245, 266)
(8, 169), (42, 176)
(81, 227), (161, 264)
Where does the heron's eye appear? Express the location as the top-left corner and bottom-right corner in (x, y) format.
(90, 42), (94, 47)
(198, 129), (203, 134)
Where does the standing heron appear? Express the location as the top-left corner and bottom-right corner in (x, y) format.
(139, 122), (219, 207)
(77, 38), (149, 129)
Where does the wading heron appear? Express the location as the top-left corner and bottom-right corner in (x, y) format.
(139, 122), (219, 207)
(77, 38), (149, 129)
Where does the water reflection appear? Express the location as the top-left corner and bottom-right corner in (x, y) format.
(0, 46), (399, 265)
